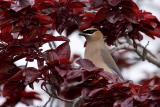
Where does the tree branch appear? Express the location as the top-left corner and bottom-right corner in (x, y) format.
(112, 42), (160, 68)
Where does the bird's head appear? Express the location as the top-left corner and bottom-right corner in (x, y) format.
(79, 28), (104, 41)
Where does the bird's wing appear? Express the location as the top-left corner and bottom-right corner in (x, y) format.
(101, 48), (123, 79)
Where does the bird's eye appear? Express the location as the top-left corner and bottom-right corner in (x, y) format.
(82, 29), (97, 34)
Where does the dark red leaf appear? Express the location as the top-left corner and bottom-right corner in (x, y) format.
(120, 97), (133, 107)
(0, 62), (17, 84)
(35, 13), (53, 24)
(80, 13), (95, 30)
(21, 91), (41, 101)
(56, 42), (70, 60)
(22, 67), (41, 85)
(151, 85), (160, 96)
(69, 2), (86, 9)
(94, 8), (107, 23)
(3, 81), (25, 100)
(76, 59), (98, 71)
(88, 88), (104, 97)
(45, 49), (59, 63)
(0, 1), (13, 10)
(108, 0), (121, 6)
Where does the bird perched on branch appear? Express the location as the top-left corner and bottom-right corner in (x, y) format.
(79, 28), (123, 79)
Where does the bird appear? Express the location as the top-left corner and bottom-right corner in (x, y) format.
(79, 28), (123, 79)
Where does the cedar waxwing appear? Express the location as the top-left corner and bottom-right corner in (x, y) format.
(79, 28), (123, 79)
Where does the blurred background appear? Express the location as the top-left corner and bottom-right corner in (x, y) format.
(1, 0), (160, 106)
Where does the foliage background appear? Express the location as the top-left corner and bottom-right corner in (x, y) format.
(0, 0), (160, 107)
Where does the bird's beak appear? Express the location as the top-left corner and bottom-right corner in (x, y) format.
(79, 32), (90, 37)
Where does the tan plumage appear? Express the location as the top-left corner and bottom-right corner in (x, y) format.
(80, 28), (123, 79)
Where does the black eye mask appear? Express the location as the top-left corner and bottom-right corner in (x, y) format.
(82, 29), (97, 34)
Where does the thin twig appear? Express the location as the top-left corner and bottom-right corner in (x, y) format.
(41, 85), (74, 103)
(43, 97), (52, 107)
(50, 98), (54, 107)
(124, 37), (160, 67)
(48, 42), (56, 49)
(113, 44), (160, 68)
(141, 41), (149, 61)
(136, 42), (157, 58)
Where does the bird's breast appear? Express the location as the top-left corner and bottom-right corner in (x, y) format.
(84, 44), (112, 73)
